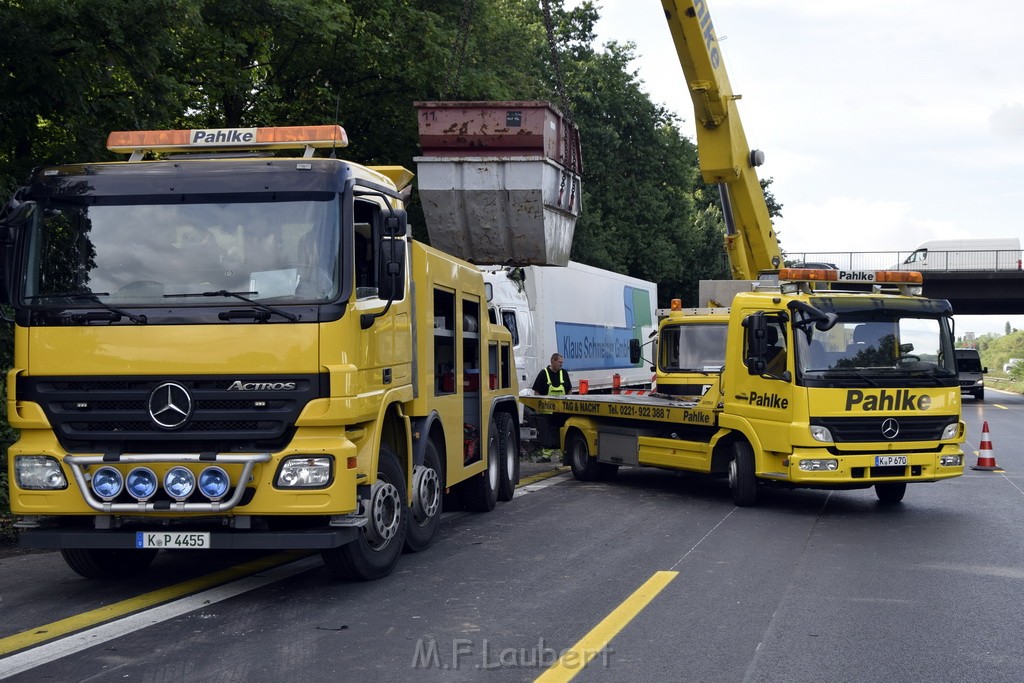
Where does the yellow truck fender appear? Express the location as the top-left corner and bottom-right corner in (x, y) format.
(710, 414), (765, 474)
(560, 416), (600, 456)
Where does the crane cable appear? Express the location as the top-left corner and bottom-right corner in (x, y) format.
(540, 0), (582, 210)
(440, 0), (476, 99)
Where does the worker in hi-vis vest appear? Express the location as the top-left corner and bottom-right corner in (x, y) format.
(530, 353), (572, 463)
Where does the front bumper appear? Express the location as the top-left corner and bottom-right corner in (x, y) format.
(773, 446), (964, 485)
(18, 526), (358, 550)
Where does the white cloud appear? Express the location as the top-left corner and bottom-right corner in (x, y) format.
(991, 104), (1024, 137)
(579, 0), (1024, 332)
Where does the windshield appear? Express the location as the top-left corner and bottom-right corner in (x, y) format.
(660, 322), (728, 372)
(957, 355), (982, 372)
(795, 315), (957, 382)
(21, 197), (340, 306)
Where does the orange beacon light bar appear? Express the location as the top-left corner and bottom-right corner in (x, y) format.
(106, 125), (349, 154)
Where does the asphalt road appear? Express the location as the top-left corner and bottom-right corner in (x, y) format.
(1, 388), (1021, 682)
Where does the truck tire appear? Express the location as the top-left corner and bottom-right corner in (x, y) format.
(875, 482), (907, 504)
(974, 388), (985, 401)
(496, 412), (520, 501)
(60, 548), (158, 579)
(322, 445), (407, 580)
(729, 442), (758, 506)
(463, 419), (500, 512)
(403, 439), (443, 553)
(567, 431), (604, 482)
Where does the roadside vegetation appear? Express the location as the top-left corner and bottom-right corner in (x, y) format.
(969, 328), (1024, 393)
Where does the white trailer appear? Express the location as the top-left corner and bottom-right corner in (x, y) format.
(481, 262), (658, 398)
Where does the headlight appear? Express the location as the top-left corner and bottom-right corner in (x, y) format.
(126, 467), (158, 501)
(941, 422), (959, 440)
(809, 425), (834, 443)
(940, 455), (963, 467)
(276, 456), (332, 488)
(14, 455), (68, 490)
(798, 458), (839, 472)
(198, 466), (231, 500)
(164, 466), (196, 500)
(91, 466), (124, 500)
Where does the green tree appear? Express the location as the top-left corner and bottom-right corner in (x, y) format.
(0, 0), (778, 535)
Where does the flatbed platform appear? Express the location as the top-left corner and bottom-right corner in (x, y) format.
(520, 393), (715, 427)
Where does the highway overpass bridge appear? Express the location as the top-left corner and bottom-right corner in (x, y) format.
(787, 250), (1024, 315)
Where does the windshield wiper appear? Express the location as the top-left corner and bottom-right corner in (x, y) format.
(163, 290), (300, 322)
(25, 291), (148, 324)
(820, 368), (879, 386)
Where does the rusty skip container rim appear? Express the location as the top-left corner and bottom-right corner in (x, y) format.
(413, 101), (582, 175)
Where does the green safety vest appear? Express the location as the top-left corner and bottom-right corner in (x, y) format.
(545, 368), (567, 396)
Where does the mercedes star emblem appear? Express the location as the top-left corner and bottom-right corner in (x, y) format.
(881, 418), (900, 440)
(148, 382), (193, 429)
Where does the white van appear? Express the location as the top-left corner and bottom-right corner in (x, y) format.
(898, 238), (1021, 271)
(955, 349), (987, 400)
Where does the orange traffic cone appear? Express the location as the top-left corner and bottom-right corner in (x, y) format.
(971, 421), (1000, 471)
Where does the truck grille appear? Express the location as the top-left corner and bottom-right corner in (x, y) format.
(810, 415), (955, 443)
(20, 374), (327, 453)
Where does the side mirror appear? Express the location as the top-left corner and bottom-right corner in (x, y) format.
(629, 338), (641, 364)
(376, 237), (406, 301)
(382, 209), (408, 237)
(742, 312), (767, 375)
(0, 198), (36, 245)
(815, 312), (838, 331)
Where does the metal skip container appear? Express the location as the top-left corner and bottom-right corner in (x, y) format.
(413, 101), (583, 266)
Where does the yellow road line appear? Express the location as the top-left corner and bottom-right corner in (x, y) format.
(535, 570), (678, 682)
(0, 551), (306, 656)
(4, 466), (562, 657)
(519, 466), (566, 487)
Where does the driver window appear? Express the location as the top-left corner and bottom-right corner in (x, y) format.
(354, 222), (377, 298)
(744, 317), (788, 377)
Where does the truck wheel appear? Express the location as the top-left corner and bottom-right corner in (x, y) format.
(974, 388), (985, 401)
(403, 439), (443, 553)
(729, 442), (758, 506)
(463, 419), (499, 512)
(567, 432), (604, 482)
(322, 445), (407, 580)
(60, 548), (158, 579)
(496, 412), (520, 501)
(875, 482), (907, 504)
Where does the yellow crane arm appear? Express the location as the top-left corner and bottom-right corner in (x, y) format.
(660, 0), (783, 278)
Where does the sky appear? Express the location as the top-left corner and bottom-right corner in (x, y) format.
(575, 0), (1024, 337)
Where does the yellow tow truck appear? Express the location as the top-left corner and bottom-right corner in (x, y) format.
(522, 268), (965, 505)
(522, 3), (964, 506)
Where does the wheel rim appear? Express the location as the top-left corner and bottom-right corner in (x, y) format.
(571, 438), (587, 469)
(728, 458), (737, 490)
(365, 478), (402, 548)
(504, 429), (516, 478)
(488, 434), (500, 490)
(411, 464), (440, 524)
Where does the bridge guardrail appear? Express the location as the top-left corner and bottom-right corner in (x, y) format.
(786, 250), (1023, 272)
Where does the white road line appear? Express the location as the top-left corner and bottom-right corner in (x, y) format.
(0, 555), (322, 680)
(515, 472), (573, 497)
(3, 472), (574, 677)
